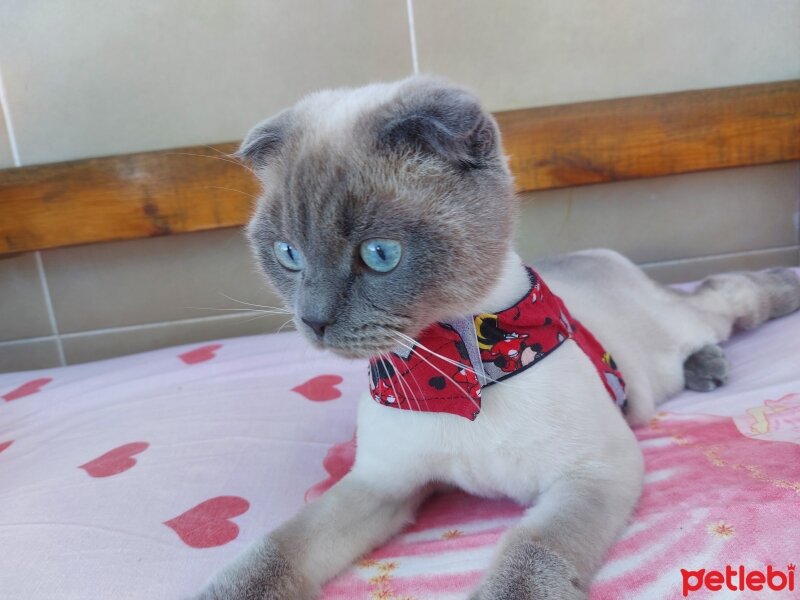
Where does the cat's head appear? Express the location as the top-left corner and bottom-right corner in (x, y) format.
(240, 76), (516, 358)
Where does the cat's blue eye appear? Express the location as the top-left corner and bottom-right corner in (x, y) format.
(273, 241), (304, 271)
(360, 239), (402, 273)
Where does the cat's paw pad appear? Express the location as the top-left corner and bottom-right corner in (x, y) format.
(471, 542), (585, 600)
(683, 344), (730, 392)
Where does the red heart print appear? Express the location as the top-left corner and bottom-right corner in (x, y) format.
(164, 496), (250, 548)
(179, 343), (222, 365)
(0, 440), (13, 453)
(305, 433), (357, 502)
(79, 442), (149, 477)
(3, 377), (52, 401)
(292, 374), (343, 402)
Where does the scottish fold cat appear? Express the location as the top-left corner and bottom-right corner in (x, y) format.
(194, 76), (800, 600)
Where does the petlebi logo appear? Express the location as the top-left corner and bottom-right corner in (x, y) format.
(681, 564), (795, 596)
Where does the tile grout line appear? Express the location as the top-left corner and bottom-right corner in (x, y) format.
(638, 244), (800, 268)
(0, 63), (21, 166)
(0, 335), (59, 347)
(34, 252), (67, 365)
(790, 161), (800, 266)
(795, 162), (800, 252)
(3, 243), (796, 352)
(405, 0), (419, 75)
(1, 62), (67, 366)
(0, 310), (264, 348)
(59, 310), (267, 339)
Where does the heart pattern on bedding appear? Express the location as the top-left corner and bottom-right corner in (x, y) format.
(292, 374), (344, 402)
(79, 442), (150, 478)
(164, 496), (250, 548)
(0, 304), (797, 599)
(179, 344), (223, 365)
(2, 377), (53, 401)
(305, 433), (357, 502)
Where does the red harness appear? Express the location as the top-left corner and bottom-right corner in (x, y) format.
(368, 268), (626, 420)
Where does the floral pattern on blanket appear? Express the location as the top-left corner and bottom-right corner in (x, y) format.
(315, 398), (800, 600)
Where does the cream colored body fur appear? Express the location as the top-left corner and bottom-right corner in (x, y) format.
(197, 247), (799, 600)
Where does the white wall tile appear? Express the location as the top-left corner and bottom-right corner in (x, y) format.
(414, 0), (800, 111)
(42, 228), (283, 334)
(642, 247), (800, 284)
(0, 0), (412, 165)
(515, 163), (800, 265)
(0, 338), (61, 372)
(0, 252), (54, 341)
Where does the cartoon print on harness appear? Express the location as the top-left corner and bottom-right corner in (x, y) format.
(368, 323), (483, 418)
(475, 313), (538, 373)
(367, 267), (627, 418)
(369, 358), (398, 406)
(474, 270), (570, 384)
(601, 351), (627, 407)
(475, 268), (627, 409)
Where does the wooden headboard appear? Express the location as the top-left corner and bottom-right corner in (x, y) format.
(1, 80), (798, 256)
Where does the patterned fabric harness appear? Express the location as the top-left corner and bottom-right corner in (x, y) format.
(368, 267), (627, 420)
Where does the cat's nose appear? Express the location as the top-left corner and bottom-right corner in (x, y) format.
(301, 317), (332, 338)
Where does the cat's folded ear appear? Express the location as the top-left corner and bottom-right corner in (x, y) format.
(235, 109), (292, 167)
(378, 79), (500, 170)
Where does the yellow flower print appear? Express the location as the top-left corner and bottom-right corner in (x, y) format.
(442, 529), (464, 540)
(707, 521), (735, 538)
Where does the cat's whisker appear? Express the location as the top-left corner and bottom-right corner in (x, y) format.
(393, 330), (526, 395)
(394, 339), (481, 413)
(385, 352), (414, 412)
(389, 335), (481, 413)
(201, 144), (237, 160)
(183, 306), (290, 315)
(393, 330), (525, 391)
(383, 346), (427, 412)
(393, 331), (484, 378)
(217, 293), (292, 313)
(277, 317), (297, 334)
(384, 351), (422, 413)
(402, 362), (429, 411)
(206, 185), (260, 201)
(393, 331), (476, 371)
(238, 313), (277, 325)
(165, 151), (258, 177)
(379, 353), (412, 413)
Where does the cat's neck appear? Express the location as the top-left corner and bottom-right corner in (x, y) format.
(469, 250), (531, 315)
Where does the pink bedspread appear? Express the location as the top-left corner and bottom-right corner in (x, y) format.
(1, 305), (799, 599)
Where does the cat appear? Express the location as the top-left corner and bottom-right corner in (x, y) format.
(193, 76), (800, 600)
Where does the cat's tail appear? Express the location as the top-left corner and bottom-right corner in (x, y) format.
(685, 267), (800, 340)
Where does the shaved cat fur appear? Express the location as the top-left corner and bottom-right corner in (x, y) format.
(193, 76), (800, 600)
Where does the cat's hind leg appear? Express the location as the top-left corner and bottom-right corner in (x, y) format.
(677, 268), (800, 393)
(687, 268), (800, 338)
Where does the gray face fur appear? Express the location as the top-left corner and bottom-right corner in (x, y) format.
(240, 76), (516, 359)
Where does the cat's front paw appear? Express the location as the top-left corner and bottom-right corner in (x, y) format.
(471, 542), (586, 600)
(191, 540), (315, 600)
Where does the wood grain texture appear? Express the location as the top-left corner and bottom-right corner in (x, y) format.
(1, 80), (798, 255)
(0, 143), (257, 255)
(496, 80), (800, 192)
